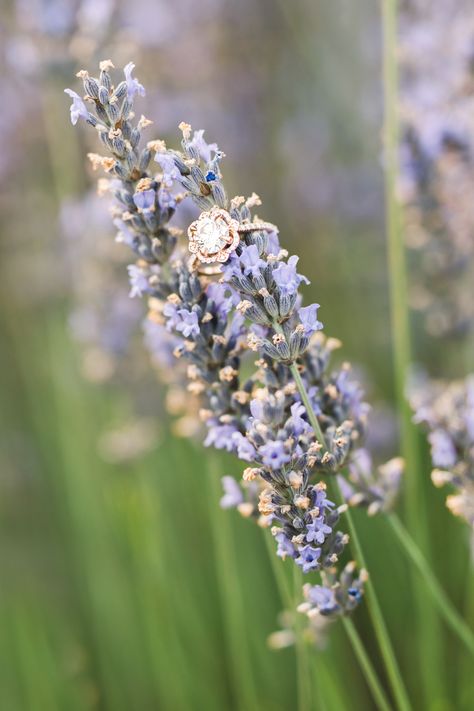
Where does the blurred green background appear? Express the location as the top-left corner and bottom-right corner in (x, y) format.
(1, 1), (473, 709)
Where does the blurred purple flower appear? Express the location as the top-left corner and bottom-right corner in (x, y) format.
(220, 476), (244, 509)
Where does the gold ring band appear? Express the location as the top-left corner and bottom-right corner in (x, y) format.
(187, 207), (278, 272)
(237, 220), (278, 234)
(188, 255), (223, 275)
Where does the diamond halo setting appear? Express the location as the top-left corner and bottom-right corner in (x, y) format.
(188, 206), (240, 264)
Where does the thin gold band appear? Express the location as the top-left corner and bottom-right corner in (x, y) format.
(237, 220), (277, 234)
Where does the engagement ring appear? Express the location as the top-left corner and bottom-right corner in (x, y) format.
(187, 206), (277, 271)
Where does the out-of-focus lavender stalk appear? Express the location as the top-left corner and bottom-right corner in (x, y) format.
(399, 1), (474, 346)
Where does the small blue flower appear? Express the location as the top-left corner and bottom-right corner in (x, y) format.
(298, 303), (323, 337)
(220, 476), (244, 509)
(163, 302), (180, 331)
(64, 88), (89, 125)
(267, 231), (281, 256)
(133, 188), (155, 213)
(127, 264), (150, 298)
(306, 584), (337, 613)
(273, 256), (309, 296)
(232, 432), (257, 461)
(306, 517), (332, 545)
(206, 283), (233, 318)
(205, 424), (238, 452)
(275, 531), (296, 560)
(157, 186), (176, 211)
(205, 170), (217, 182)
(240, 244), (266, 279)
(312, 487), (335, 512)
(114, 218), (135, 247)
(249, 398), (265, 421)
(428, 429), (457, 468)
(176, 309), (200, 338)
(123, 62), (145, 99)
(188, 129), (218, 163)
(155, 152), (180, 187)
(296, 544), (321, 573)
(221, 251), (241, 280)
(288, 402), (311, 436)
(260, 440), (290, 470)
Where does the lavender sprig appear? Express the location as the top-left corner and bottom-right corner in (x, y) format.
(65, 61), (416, 709)
(65, 62), (404, 627)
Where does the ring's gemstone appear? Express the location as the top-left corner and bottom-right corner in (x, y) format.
(195, 214), (229, 255)
(188, 207), (240, 264)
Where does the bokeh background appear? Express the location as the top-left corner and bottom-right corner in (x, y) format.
(1, 1), (472, 709)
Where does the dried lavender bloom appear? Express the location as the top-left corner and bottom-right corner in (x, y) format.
(298, 562), (368, 621)
(410, 374), (474, 529)
(399, 1), (474, 339)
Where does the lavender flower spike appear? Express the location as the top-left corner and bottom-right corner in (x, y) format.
(66, 64), (399, 634)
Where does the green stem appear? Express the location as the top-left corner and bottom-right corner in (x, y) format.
(382, 0), (445, 703)
(273, 325), (410, 708)
(342, 618), (393, 711)
(337, 489), (411, 711)
(206, 456), (259, 711)
(292, 566), (312, 711)
(263, 531), (293, 607)
(387, 514), (474, 655)
(264, 536), (313, 709)
(264, 535), (389, 711)
(289, 362), (327, 446)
